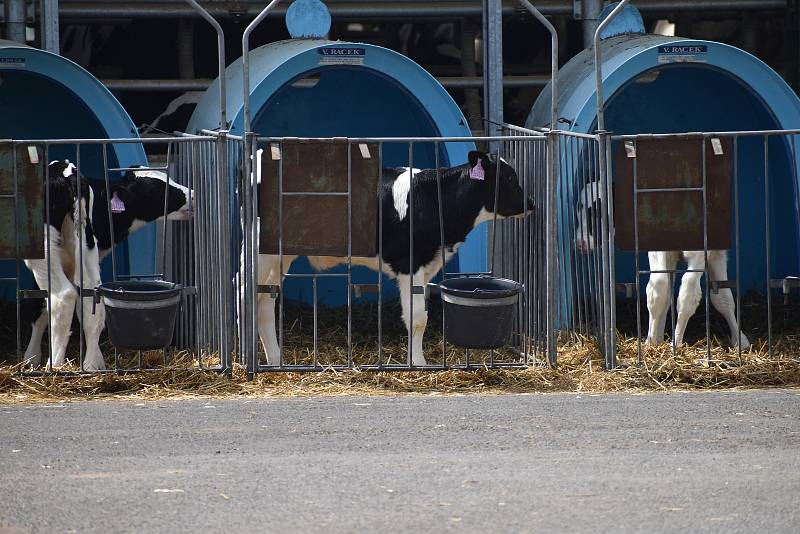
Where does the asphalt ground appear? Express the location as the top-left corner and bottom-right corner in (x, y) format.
(1, 389), (798, 533)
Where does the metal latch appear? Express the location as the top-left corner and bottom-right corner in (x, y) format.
(615, 282), (636, 299)
(257, 285), (281, 298)
(709, 280), (736, 295)
(770, 277), (800, 304)
(352, 284), (379, 299)
(17, 289), (48, 299)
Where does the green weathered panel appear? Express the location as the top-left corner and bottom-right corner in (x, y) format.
(0, 143), (45, 259)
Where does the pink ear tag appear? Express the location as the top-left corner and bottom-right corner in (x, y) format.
(110, 192), (126, 213)
(469, 159), (485, 180)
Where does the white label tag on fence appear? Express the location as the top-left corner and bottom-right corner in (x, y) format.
(27, 146), (39, 164)
(359, 143), (371, 159)
(711, 138), (723, 155)
(625, 140), (636, 158)
(270, 144), (281, 160)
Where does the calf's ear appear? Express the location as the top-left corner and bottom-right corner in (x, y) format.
(467, 150), (489, 169)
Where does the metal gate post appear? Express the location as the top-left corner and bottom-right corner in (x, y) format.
(482, 0), (504, 149)
(593, 0), (628, 369)
(216, 130), (233, 375)
(546, 130), (559, 366)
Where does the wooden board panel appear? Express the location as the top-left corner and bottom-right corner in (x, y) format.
(614, 137), (732, 252)
(0, 143), (44, 259)
(259, 141), (379, 257)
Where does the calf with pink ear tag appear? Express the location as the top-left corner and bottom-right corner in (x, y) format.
(250, 150), (535, 367)
(20, 163), (196, 371)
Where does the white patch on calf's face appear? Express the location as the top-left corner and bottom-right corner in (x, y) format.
(392, 168), (420, 221)
(132, 169), (194, 221)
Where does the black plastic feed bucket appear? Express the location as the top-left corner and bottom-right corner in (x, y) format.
(438, 276), (523, 349)
(97, 281), (183, 351)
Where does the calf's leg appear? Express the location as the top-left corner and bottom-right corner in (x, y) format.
(673, 251), (705, 346)
(25, 249), (76, 368)
(706, 250), (750, 349)
(23, 307), (48, 367)
(645, 251), (679, 345)
(73, 239), (105, 371)
(397, 269), (428, 366)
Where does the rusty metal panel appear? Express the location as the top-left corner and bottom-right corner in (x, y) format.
(0, 143), (44, 259)
(259, 141), (379, 257)
(614, 137), (732, 252)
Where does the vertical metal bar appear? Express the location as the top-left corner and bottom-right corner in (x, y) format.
(347, 142), (353, 368)
(594, 2), (628, 369)
(76, 146), (85, 371)
(216, 132), (232, 373)
(4, 0), (26, 44)
(702, 138), (711, 363)
(44, 144), (54, 371)
(101, 145), (117, 282)
(482, 0), (504, 148)
(40, 0), (61, 54)
(606, 137), (617, 367)
(13, 145), (21, 363)
(195, 141), (206, 355)
(733, 135), (742, 363)
(278, 140), (284, 368)
(407, 142), (414, 367)
(242, 0), (283, 134)
(633, 140), (642, 364)
(184, 0), (227, 129)
(242, 135), (254, 377)
(435, 141), (446, 366)
(489, 146), (501, 276)
(594, 0), (630, 133)
(597, 133), (613, 368)
(161, 143), (173, 279)
(313, 276), (319, 367)
(581, 0), (604, 49)
(516, 0), (559, 130)
(764, 135), (773, 357)
(377, 142), (384, 367)
(546, 131), (558, 365)
(250, 135), (259, 371)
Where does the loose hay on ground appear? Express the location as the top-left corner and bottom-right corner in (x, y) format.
(1, 336), (798, 403)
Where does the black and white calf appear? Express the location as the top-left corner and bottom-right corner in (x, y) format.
(22, 161), (194, 371)
(574, 180), (750, 349)
(254, 151), (534, 365)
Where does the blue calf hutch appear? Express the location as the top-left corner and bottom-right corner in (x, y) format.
(528, 28), (800, 311)
(0, 40), (150, 296)
(188, 39), (482, 305)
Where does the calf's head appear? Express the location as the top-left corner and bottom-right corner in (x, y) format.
(111, 169), (195, 223)
(468, 151), (534, 218)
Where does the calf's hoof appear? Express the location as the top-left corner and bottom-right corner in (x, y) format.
(83, 352), (107, 372)
(731, 333), (751, 351)
(22, 352), (42, 367)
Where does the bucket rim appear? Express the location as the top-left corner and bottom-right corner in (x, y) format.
(438, 275), (523, 299)
(97, 280), (184, 301)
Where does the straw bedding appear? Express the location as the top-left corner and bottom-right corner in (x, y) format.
(1, 299), (798, 403)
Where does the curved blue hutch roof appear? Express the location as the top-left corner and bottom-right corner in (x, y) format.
(528, 34), (800, 134)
